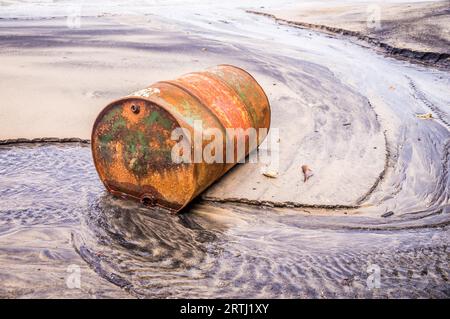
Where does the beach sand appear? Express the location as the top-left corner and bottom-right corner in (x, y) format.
(0, 14), (388, 208)
(0, 1), (449, 298)
(250, 1), (450, 68)
(0, 16), (229, 140)
(1, 0), (449, 222)
(256, 1), (450, 55)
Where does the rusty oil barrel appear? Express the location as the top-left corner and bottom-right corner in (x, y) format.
(91, 65), (270, 212)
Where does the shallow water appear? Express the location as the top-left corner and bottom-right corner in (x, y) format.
(0, 0), (449, 299)
(0, 143), (448, 298)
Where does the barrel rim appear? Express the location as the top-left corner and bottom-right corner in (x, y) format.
(91, 96), (197, 212)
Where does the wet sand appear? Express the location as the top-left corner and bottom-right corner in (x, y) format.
(0, 1), (449, 298)
(0, 143), (131, 298)
(1, 142), (448, 298)
(252, 1), (450, 67)
(0, 16), (228, 140)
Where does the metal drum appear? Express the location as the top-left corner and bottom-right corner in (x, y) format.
(91, 65), (270, 212)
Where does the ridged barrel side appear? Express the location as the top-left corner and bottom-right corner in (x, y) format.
(91, 65), (271, 212)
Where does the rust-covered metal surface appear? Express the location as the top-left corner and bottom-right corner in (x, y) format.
(91, 65), (271, 212)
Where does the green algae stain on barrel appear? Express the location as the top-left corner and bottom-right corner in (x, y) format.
(91, 65), (270, 212)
